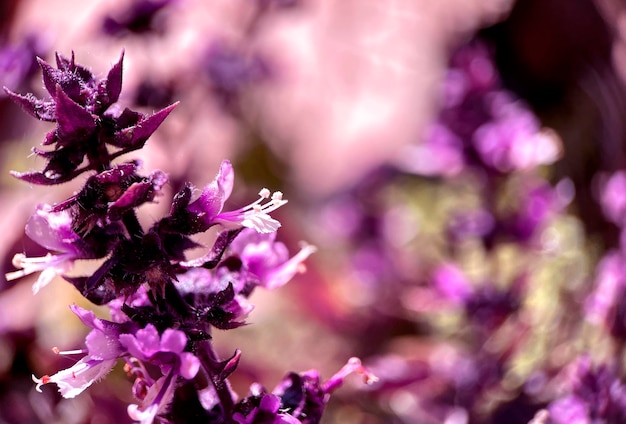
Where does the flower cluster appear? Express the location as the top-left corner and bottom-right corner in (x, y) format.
(4, 52), (371, 423)
(299, 40), (626, 423)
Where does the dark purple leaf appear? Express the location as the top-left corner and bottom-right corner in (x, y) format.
(103, 50), (124, 106)
(54, 85), (97, 140)
(111, 102), (178, 148)
(3, 88), (56, 121)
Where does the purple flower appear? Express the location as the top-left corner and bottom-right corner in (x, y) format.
(229, 229), (317, 289)
(32, 304), (130, 397)
(120, 325), (200, 423)
(396, 122), (465, 177)
(185, 160), (288, 234)
(6, 204), (96, 293)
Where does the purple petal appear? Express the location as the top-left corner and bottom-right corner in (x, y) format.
(159, 329), (187, 354)
(178, 352), (200, 380)
(187, 160), (234, 220)
(120, 324), (161, 359)
(108, 181), (152, 220)
(85, 328), (124, 360)
(69, 303), (97, 324)
(38, 357), (117, 399)
(93, 162), (139, 184)
(25, 205), (80, 253)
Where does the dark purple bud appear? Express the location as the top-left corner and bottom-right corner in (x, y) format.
(108, 170), (168, 221)
(54, 51), (94, 85)
(38, 56), (82, 101)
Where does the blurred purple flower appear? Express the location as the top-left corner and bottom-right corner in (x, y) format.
(507, 180), (572, 242)
(0, 35), (44, 94)
(202, 41), (269, 111)
(472, 93), (561, 173)
(598, 171), (626, 227)
(102, 0), (175, 37)
(400, 42), (561, 177)
(585, 251), (626, 335)
(432, 262), (473, 304)
(547, 356), (626, 423)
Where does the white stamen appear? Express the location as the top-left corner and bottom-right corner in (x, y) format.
(239, 190), (288, 233)
(215, 188), (289, 233)
(53, 347), (88, 356)
(6, 253), (52, 281)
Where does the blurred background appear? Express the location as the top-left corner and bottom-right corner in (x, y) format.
(2, 0), (626, 422)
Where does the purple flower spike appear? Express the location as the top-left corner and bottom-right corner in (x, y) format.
(235, 358), (375, 424)
(273, 358), (376, 422)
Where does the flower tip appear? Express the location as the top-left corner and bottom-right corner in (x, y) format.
(32, 374), (50, 392)
(345, 357), (378, 385)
